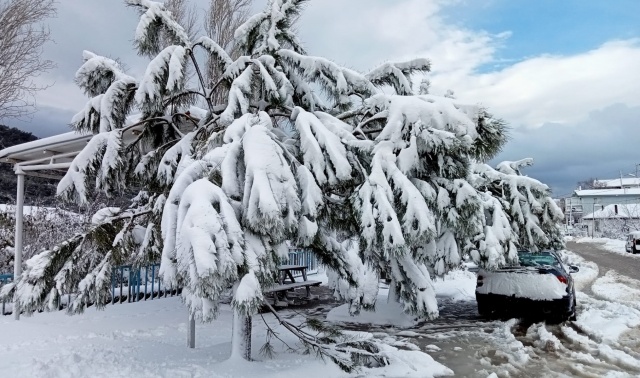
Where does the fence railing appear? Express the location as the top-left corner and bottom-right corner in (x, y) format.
(288, 248), (318, 277)
(1, 273), (12, 315)
(1, 248), (317, 315)
(110, 264), (180, 304)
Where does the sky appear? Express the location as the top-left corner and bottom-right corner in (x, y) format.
(3, 0), (640, 197)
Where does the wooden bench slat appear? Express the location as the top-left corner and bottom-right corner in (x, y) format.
(278, 265), (307, 271)
(264, 280), (321, 293)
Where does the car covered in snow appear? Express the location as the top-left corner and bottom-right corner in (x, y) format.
(625, 231), (640, 254)
(475, 250), (579, 321)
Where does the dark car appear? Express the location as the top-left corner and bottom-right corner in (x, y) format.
(475, 250), (579, 322)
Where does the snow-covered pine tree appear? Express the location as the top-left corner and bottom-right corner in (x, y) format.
(5, 0), (564, 367)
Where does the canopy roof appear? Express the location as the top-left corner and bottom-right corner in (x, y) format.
(0, 132), (92, 178)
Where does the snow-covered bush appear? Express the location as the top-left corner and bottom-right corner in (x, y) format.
(0, 203), (86, 274)
(5, 0), (563, 366)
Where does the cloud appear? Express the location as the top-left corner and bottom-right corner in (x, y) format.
(491, 103), (640, 196)
(8, 0), (640, 200)
(4, 106), (75, 138)
(298, 0), (503, 74)
(436, 39), (640, 128)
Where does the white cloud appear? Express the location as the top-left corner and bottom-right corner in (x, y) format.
(297, 0), (640, 130)
(26, 0), (640, 135)
(298, 0), (502, 73)
(436, 39), (640, 128)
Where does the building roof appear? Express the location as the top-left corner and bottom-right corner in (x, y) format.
(594, 177), (640, 188)
(582, 203), (640, 220)
(573, 188), (640, 197)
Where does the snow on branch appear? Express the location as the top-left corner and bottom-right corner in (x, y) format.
(195, 36), (233, 74)
(234, 0), (306, 55)
(367, 94), (479, 143)
(473, 161), (564, 252)
(73, 52), (138, 133)
(241, 114), (300, 240)
(496, 158), (534, 176)
(135, 45), (180, 113)
(326, 240), (379, 315)
(57, 132), (110, 204)
(292, 107), (353, 186)
(127, 0), (191, 56)
(71, 95), (102, 134)
(279, 49), (377, 107)
(175, 179), (244, 321)
(365, 59), (431, 95)
(75, 51), (129, 97)
(220, 65), (253, 125)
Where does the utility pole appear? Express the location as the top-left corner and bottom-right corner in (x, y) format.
(592, 198), (597, 238)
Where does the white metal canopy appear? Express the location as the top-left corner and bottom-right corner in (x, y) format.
(0, 131), (92, 179)
(0, 126), (197, 347)
(0, 131), (91, 320)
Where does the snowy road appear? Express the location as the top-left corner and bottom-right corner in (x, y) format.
(567, 240), (640, 280)
(318, 247), (640, 377)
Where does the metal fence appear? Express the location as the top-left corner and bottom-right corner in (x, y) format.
(1, 248), (317, 315)
(1, 273), (12, 315)
(287, 248), (318, 277)
(110, 264), (179, 304)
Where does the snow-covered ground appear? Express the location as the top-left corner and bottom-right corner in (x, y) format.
(3, 253), (640, 377)
(0, 270), (456, 378)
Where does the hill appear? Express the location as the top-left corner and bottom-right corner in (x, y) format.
(0, 125), (58, 205)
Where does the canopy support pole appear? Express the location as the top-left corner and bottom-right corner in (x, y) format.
(13, 167), (25, 320)
(187, 313), (196, 348)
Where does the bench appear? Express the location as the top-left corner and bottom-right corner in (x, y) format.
(278, 264), (309, 284)
(264, 265), (321, 304)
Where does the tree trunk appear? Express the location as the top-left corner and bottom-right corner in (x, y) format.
(231, 309), (252, 360)
(387, 278), (398, 303)
(230, 282), (252, 360)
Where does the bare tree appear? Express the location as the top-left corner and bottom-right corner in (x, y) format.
(204, 0), (251, 104)
(163, 0), (199, 42)
(576, 177), (605, 190)
(0, 0), (56, 120)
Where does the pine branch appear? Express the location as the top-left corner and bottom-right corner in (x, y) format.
(187, 49), (214, 113)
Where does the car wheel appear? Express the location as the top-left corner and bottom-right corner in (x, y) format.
(477, 300), (491, 318)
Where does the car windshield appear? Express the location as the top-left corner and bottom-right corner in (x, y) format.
(517, 252), (559, 267)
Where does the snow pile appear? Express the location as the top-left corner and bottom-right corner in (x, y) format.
(574, 293), (640, 343)
(526, 323), (561, 352)
(482, 319), (531, 368)
(326, 294), (418, 327)
(361, 342), (454, 377)
(557, 250), (599, 290)
(475, 268), (567, 300)
(432, 269), (476, 301)
(592, 270), (640, 310)
(560, 325), (640, 372)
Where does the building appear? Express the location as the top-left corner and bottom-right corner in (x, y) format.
(566, 188), (640, 225)
(582, 203), (640, 237)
